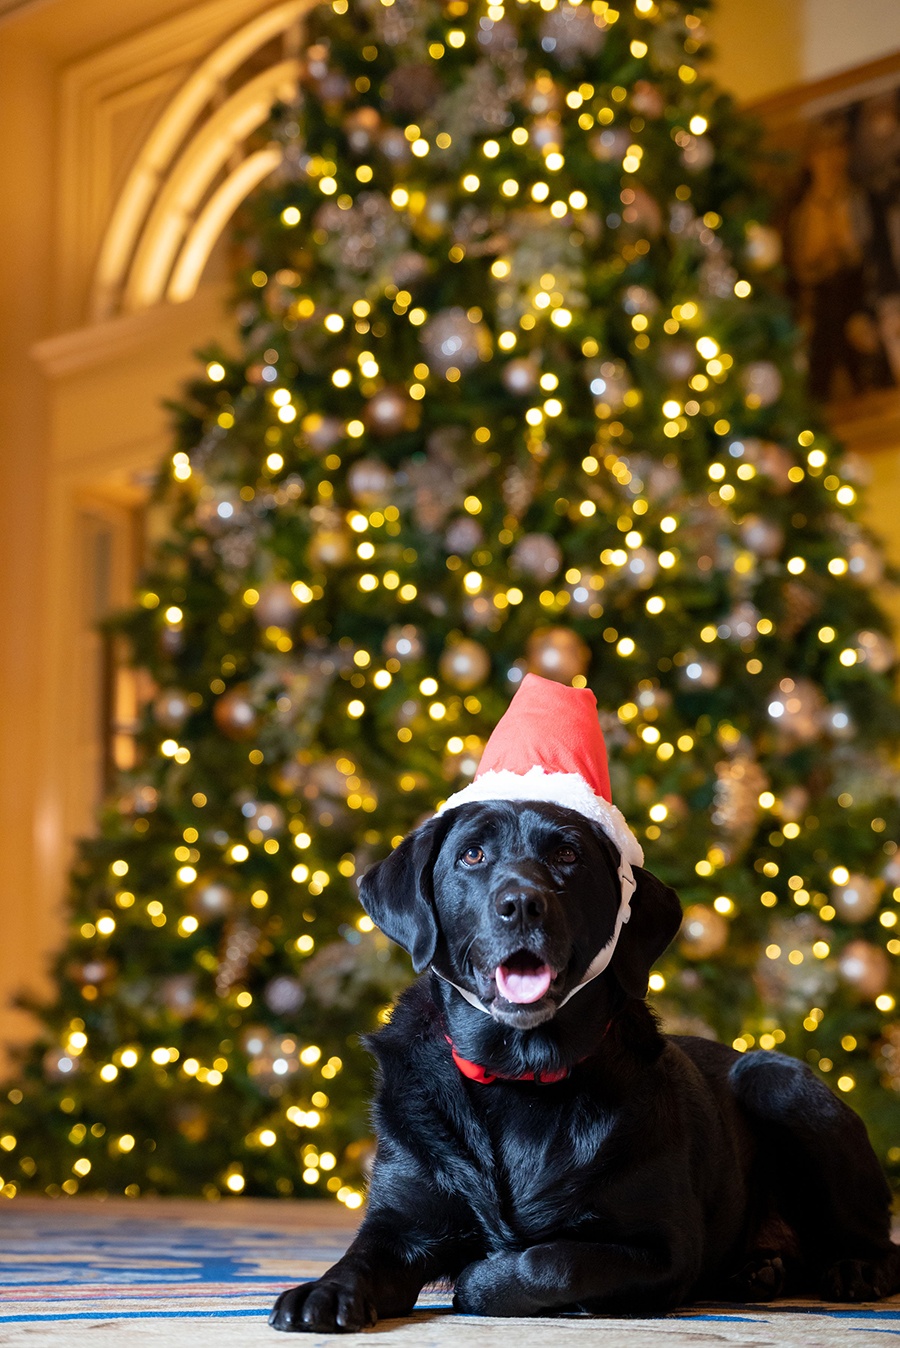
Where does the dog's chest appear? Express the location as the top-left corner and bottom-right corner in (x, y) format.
(469, 1089), (613, 1241)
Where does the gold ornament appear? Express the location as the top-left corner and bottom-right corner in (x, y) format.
(213, 685), (259, 740)
(831, 874), (882, 923)
(309, 527), (351, 569)
(364, 386), (420, 437)
(525, 627), (590, 683)
(838, 940), (890, 1000)
(679, 904), (728, 960)
(439, 638), (491, 691)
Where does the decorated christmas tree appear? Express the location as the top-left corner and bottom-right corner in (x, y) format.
(4, 0), (900, 1203)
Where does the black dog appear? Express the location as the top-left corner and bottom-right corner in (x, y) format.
(271, 800), (900, 1332)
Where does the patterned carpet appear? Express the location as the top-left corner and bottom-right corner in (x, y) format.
(1, 1198), (899, 1345)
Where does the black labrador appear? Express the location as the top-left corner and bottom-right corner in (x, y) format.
(270, 800), (900, 1332)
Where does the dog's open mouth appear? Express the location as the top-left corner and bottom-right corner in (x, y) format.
(495, 951), (556, 1005)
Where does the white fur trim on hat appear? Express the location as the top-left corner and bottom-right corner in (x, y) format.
(437, 766), (643, 871)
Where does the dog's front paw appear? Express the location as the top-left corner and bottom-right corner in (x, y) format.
(270, 1278), (377, 1333)
(453, 1254), (534, 1317)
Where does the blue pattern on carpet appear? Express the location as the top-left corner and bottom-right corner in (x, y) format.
(2, 1204), (900, 1330)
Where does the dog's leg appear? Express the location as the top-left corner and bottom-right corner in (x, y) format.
(728, 1052), (900, 1300)
(453, 1238), (688, 1317)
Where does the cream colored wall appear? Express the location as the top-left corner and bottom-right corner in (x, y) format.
(0, 0), (261, 1067)
(712, 0), (900, 103)
(2, 0), (900, 1076)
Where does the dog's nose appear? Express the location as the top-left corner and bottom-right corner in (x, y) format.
(494, 888), (547, 925)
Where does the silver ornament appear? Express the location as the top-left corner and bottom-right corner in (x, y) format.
(658, 343), (696, 380)
(512, 533), (562, 579)
(348, 458), (395, 506)
(421, 307), (491, 376)
(742, 362), (783, 408)
(264, 976), (305, 1016)
(444, 516), (483, 554)
(254, 582), (301, 628)
(160, 974), (199, 1018)
(190, 881), (234, 919)
(502, 356), (541, 395)
(154, 689), (191, 730)
(379, 126), (413, 165)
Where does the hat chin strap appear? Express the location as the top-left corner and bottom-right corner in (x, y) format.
(432, 856), (636, 1018)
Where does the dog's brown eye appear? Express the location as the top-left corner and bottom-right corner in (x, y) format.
(555, 846), (578, 864)
(461, 846), (485, 866)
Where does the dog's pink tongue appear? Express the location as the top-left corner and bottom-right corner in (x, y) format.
(496, 962), (553, 1005)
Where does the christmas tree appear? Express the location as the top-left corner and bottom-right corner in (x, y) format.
(4, 0), (900, 1204)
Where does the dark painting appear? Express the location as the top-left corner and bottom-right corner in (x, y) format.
(782, 86), (900, 403)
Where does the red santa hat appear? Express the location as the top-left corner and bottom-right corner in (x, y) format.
(435, 674), (643, 1011)
(438, 673), (642, 875)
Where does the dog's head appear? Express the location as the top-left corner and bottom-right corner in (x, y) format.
(359, 800), (681, 1029)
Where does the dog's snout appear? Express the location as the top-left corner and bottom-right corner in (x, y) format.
(494, 887), (547, 925)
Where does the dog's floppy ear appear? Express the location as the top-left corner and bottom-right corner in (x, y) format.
(610, 865), (682, 999)
(358, 815), (450, 972)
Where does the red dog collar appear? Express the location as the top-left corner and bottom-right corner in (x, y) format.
(445, 1036), (570, 1085)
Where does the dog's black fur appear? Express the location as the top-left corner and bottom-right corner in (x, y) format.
(271, 801), (900, 1332)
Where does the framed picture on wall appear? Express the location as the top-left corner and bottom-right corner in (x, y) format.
(751, 52), (900, 454)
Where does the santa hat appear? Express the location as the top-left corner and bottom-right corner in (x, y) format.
(434, 674), (644, 1012)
